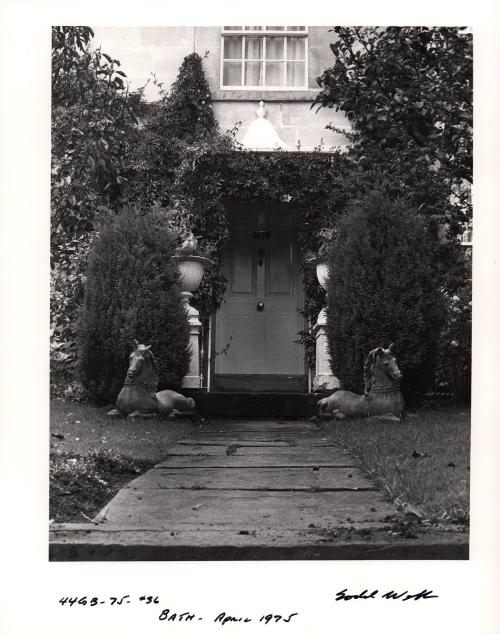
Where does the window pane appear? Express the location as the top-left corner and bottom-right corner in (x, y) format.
(286, 61), (306, 87)
(265, 61), (285, 86)
(244, 61), (263, 86)
(224, 36), (242, 59)
(266, 36), (284, 60)
(223, 61), (242, 86)
(245, 36), (263, 60)
(221, 29), (308, 89)
(286, 37), (305, 60)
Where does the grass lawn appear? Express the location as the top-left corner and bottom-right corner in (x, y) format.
(50, 397), (195, 523)
(320, 406), (470, 526)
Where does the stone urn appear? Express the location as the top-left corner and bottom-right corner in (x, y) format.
(171, 254), (213, 302)
(171, 253), (213, 389)
(314, 259), (329, 292)
(305, 256), (330, 291)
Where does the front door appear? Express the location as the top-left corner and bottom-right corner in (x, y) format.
(214, 204), (305, 391)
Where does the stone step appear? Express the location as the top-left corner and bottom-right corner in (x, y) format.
(181, 391), (323, 418)
(49, 524), (469, 561)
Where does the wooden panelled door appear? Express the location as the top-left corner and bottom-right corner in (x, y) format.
(214, 204), (306, 391)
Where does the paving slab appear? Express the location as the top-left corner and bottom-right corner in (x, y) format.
(128, 466), (375, 491)
(49, 418), (469, 560)
(164, 444), (346, 457)
(154, 455), (355, 467)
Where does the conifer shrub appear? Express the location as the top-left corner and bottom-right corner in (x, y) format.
(325, 192), (446, 404)
(78, 207), (190, 403)
(156, 52), (218, 141)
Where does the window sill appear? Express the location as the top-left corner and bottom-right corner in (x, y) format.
(212, 88), (320, 101)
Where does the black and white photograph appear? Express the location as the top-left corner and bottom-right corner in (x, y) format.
(47, 24), (472, 561)
(1, 2), (499, 633)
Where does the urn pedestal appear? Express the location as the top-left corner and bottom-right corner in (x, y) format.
(172, 255), (212, 389)
(311, 259), (340, 392)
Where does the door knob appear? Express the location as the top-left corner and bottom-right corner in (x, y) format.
(257, 301), (264, 311)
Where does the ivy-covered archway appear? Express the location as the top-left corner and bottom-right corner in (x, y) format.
(173, 145), (353, 371)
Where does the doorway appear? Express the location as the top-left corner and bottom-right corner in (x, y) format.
(214, 203), (306, 392)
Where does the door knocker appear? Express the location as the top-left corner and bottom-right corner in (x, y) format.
(258, 247), (264, 266)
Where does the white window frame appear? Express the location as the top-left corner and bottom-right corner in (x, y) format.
(220, 26), (309, 91)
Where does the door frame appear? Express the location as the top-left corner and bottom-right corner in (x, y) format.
(209, 201), (307, 392)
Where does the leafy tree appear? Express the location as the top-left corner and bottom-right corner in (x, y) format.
(433, 254), (472, 402)
(315, 27), (472, 235)
(325, 192), (446, 404)
(51, 27), (141, 384)
(51, 26), (139, 248)
(78, 207), (190, 403)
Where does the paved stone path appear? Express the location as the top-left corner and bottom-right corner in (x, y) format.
(49, 419), (468, 560)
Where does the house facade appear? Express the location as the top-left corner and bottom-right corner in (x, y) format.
(87, 26), (472, 402)
(93, 26), (348, 150)
(93, 26), (348, 393)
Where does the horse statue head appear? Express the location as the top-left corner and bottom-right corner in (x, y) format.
(124, 339), (159, 393)
(363, 343), (402, 395)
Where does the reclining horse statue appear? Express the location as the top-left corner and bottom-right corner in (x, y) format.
(108, 340), (196, 419)
(317, 343), (405, 421)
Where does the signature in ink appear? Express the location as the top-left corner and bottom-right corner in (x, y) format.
(335, 588), (438, 602)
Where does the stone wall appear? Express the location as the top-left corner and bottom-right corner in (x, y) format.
(92, 26), (350, 151)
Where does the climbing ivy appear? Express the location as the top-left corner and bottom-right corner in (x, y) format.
(184, 147), (352, 336)
(125, 52), (353, 338)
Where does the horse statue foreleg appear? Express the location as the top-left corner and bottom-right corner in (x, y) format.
(107, 408), (123, 418)
(128, 410), (158, 421)
(318, 390), (368, 419)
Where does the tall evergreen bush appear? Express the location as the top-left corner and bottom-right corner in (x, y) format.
(78, 207), (190, 403)
(325, 192), (446, 403)
(156, 52), (218, 141)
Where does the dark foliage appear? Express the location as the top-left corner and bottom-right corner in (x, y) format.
(51, 27), (141, 379)
(315, 27), (472, 236)
(50, 233), (94, 382)
(176, 147), (352, 362)
(51, 26), (139, 249)
(433, 252), (472, 402)
(78, 207), (190, 403)
(124, 53), (229, 317)
(155, 52), (218, 141)
(326, 192), (446, 403)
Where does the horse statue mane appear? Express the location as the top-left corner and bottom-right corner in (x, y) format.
(318, 343), (405, 420)
(107, 340), (196, 419)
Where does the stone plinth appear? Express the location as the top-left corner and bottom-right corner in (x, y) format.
(172, 254), (213, 390)
(313, 308), (340, 392)
(182, 300), (202, 389)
